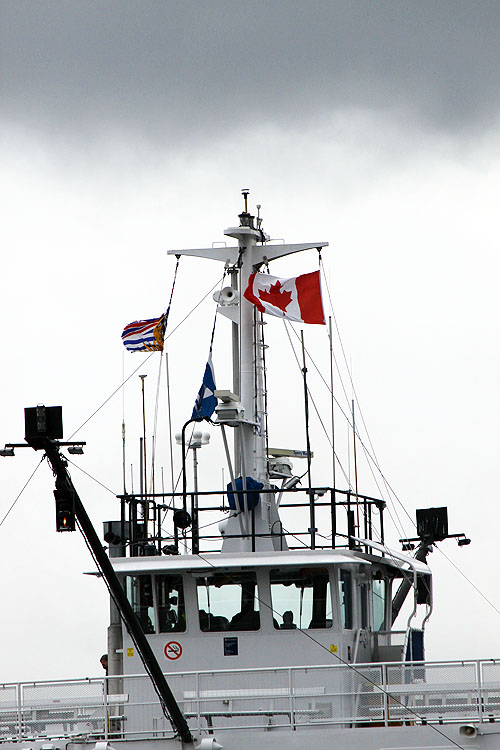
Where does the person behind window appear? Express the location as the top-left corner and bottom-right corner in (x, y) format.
(280, 610), (297, 629)
(199, 609), (209, 631)
(229, 605), (260, 631)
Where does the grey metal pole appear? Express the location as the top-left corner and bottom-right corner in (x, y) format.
(301, 331), (315, 550)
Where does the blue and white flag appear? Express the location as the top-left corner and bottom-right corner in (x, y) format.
(192, 351), (217, 420)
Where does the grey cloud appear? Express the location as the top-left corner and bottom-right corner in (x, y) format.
(2, 0), (500, 145)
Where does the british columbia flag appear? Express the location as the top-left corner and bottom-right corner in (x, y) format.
(121, 314), (167, 352)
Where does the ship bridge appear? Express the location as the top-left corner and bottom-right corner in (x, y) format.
(112, 543), (431, 676)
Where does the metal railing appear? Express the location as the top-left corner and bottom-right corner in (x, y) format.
(117, 486), (386, 555)
(1, 659), (500, 741)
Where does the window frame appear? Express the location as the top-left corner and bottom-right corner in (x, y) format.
(338, 568), (353, 630)
(269, 566), (333, 631)
(371, 574), (387, 632)
(123, 572), (188, 635)
(195, 570), (261, 632)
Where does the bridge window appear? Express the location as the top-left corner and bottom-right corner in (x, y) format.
(124, 574), (156, 634)
(372, 576), (386, 631)
(157, 574), (186, 633)
(339, 569), (353, 629)
(197, 572), (260, 631)
(270, 567), (332, 629)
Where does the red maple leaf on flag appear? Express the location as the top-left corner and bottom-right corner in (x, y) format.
(259, 281), (292, 313)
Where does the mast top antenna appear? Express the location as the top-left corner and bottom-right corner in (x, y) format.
(241, 188), (249, 213)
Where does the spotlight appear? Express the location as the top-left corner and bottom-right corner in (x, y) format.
(173, 509), (192, 529)
(282, 475), (301, 491)
(68, 445), (84, 455)
(103, 531), (122, 545)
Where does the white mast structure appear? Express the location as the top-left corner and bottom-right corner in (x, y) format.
(169, 192), (328, 552)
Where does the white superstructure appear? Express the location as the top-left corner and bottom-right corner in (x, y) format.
(1, 198), (496, 750)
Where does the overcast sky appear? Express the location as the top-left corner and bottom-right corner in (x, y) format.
(1, 0), (500, 684)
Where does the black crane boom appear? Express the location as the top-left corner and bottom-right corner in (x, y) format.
(35, 437), (194, 746)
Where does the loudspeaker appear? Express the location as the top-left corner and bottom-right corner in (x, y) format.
(218, 287), (239, 304)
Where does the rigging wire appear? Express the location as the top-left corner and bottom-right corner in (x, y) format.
(319, 258), (413, 535)
(435, 544), (500, 618)
(282, 326), (410, 575)
(260, 311), (271, 471)
(281, 320), (424, 599)
(282, 325), (410, 560)
(66, 351), (156, 441)
(158, 270), (227, 538)
(320, 256), (388, 469)
(149, 256), (181, 495)
(0, 456), (45, 529)
(67, 273), (226, 442)
(66, 456), (117, 496)
(282, 320), (352, 488)
(277, 261), (500, 628)
(286, 319), (409, 541)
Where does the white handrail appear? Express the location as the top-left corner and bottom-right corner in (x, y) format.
(2, 659), (500, 741)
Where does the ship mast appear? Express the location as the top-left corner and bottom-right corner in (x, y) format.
(168, 192), (328, 551)
(223, 194), (267, 483)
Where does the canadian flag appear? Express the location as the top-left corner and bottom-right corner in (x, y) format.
(244, 270), (325, 325)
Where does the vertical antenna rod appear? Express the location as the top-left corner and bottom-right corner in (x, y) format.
(301, 330), (315, 549)
(352, 399), (360, 535)
(329, 316), (336, 490)
(139, 374), (148, 531)
(242, 188), (249, 213)
(122, 420), (127, 494)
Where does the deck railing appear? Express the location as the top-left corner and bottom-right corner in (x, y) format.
(1, 659), (500, 741)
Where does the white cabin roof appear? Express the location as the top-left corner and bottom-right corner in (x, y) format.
(111, 549), (368, 574)
(109, 547), (428, 575)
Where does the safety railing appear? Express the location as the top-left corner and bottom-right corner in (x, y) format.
(117, 486), (387, 555)
(1, 659), (500, 741)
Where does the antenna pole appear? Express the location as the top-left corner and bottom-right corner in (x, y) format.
(122, 353), (127, 494)
(165, 353), (176, 502)
(301, 330), (315, 549)
(352, 399), (360, 535)
(242, 188), (249, 213)
(139, 374), (148, 532)
(328, 316), (336, 490)
(122, 420), (127, 494)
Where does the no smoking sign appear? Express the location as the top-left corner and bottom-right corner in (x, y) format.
(164, 641), (183, 660)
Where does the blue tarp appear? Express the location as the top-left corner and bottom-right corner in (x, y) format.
(227, 476), (263, 511)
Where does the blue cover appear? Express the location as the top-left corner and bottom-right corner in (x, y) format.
(227, 476), (263, 511)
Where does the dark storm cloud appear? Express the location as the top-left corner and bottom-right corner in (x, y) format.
(2, 0), (500, 144)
